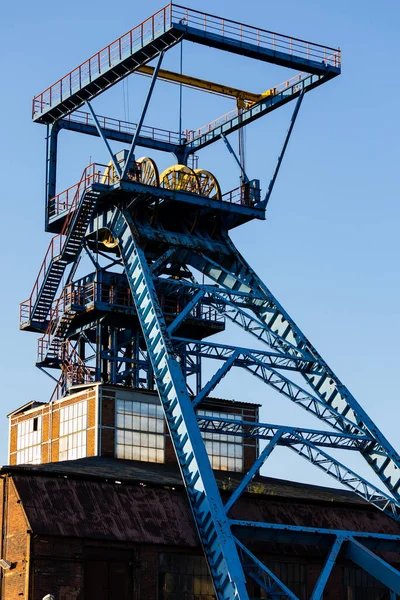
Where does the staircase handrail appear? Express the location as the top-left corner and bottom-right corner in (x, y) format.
(20, 163), (109, 324)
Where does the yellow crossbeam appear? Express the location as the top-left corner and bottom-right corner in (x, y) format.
(136, 65), (273, 105)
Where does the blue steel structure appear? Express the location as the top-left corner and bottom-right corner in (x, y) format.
(20, 4), (400, 599)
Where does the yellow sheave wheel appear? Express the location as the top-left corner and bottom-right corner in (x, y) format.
(194, 169), (221, 200)
(159, 164), (200, 193)
(98, 229), (118, 248)
(136, 156), (159, 187)
(101, 160), (119, 185)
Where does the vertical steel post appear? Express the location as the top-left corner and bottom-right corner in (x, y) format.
(122, 51), (165, 179)
(45, 122), (60, 229)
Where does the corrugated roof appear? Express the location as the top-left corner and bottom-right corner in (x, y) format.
(2, 457), (363, 505)
(12, 474), (199, 546)
(5, 460), (399, 547)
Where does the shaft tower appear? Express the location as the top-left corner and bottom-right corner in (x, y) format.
(20, 5), (400, 599)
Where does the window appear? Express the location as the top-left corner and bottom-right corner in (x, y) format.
(116, 399), (165, 462)
(159, 553), (214, 600)
(197, 410), (243, 472)
(258, 562), (307, 600)
(16, 417), (42, 464)
(85, 560), (132, 600)
(344, 567), (396, 600)
(59, 400), (87, 460)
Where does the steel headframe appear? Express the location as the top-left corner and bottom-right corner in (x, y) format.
(84, 204), (400, 600)
(22, 3), (400, 599)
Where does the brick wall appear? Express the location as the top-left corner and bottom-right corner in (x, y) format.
(8, 386), (259, 475)
(0, 476), (30, 599)
(9, 387), (98, 466)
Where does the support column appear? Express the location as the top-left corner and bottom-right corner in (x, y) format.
(45, 122), (60, 229)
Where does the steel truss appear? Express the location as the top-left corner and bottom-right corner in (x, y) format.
(21, 4), (400, 599)
(85, 204), (400, 599)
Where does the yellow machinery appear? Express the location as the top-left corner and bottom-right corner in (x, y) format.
(136, 65), (275, 108)
(102, 157), (222, 200)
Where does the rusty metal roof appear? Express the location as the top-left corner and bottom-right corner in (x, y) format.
(3, 457), (362, 505)
(0, 456), (369, 507)
(11, 473), (199, 546)
(2, 458), (400, 547)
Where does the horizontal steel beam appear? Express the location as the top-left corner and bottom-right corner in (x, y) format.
(118, 180), (265, 218)
(59, 117), (182, 154)
(231, 520), (400, 552)
(196, 415), (374, 450)
(175, 336), (313, 371)
(173, 22), (340, 76)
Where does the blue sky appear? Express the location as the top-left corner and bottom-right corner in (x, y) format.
(1, 0), (399, 489)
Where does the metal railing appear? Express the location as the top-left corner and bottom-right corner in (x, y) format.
(20, 234), (63, 326)
(62, 110), (182, 146)
(221, 182), (261, 206)
(21, 155), (260, 327)
(185, 72), (314, 143)
(32, 4), (172, 117)
(48, 344), (95, 403)
(32, 4), (340, 119)
(162, 297), (224, 323)
(21, 162), (111, 325)
(171, 4), (340, 67)
(37, 281), (136, 362)
(37, 281), (224, 361)
(48, 162), (111, 218)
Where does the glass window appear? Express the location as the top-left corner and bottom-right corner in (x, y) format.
(197, 410), (243, 472)
(259, 562), (307, 600)
(16, 417), (42, 464)
(59, 400), (87, 461)
(344, 567), (396, 600)
(115, 399), (165, 463)
(159, 553), (215, 600)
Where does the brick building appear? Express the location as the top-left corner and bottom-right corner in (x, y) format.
(1, 384), (400, 600)
(1, 457), (399, 600)
(7, 384), (258, 471)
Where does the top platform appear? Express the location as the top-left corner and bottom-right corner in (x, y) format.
(32, 3), (341, 124)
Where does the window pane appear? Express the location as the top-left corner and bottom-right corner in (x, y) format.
(196, 410), (244, 472)
(115, 398), (165, 464)
(59, 400), (87, 461)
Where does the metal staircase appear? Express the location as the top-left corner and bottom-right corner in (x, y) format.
(37, 296), (79, 367)
(21, 185), (101, 329)
(33, 6), (184, 123)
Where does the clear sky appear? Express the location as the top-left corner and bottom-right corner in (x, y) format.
(1, 0), (399, 491)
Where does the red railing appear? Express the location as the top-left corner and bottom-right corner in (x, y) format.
(49, 162), (111, 218)
(21, 162), (111, 325)
(48, 344), (94, 403)
(20, 235), (64, 325)
(38, 279), (224, 361)
(221, 183), (261, 206)
(32, 4), (340, 119)
(37, 292), (68, 362)
(171, 5), (341, 67)
(37, 281), (135, 362)
(63, 110), (182, 146)
(62, 343), (94, 385)
(32, 4), (172, 117)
